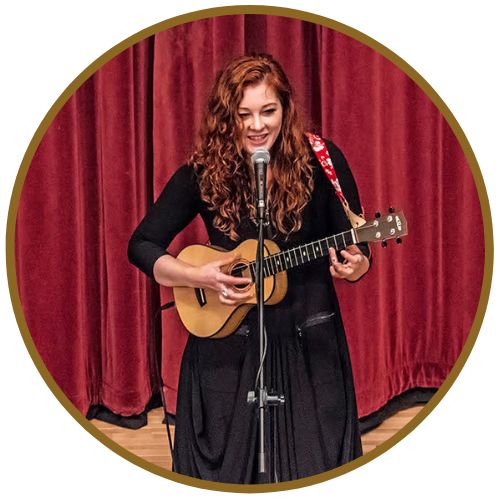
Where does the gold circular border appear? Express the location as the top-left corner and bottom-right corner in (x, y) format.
(5, 5), (494, 494)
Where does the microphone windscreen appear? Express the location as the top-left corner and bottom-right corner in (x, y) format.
(251, 148), (270, 165)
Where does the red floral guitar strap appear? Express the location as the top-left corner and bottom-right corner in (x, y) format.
(306, 132), (366, 228)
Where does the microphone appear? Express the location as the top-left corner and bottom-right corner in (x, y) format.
(251, 148), (270, 220)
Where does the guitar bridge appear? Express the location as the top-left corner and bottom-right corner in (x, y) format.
(195, 288), (207, 307)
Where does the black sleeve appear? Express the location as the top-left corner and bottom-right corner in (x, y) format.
(324, 139), (371, 262)
(127, 164), (201, 278)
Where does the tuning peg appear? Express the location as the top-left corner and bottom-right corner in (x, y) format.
(388, 207), (395, 213)
(381, 240), (388, 248)
(396, 237), (402, 244)
(375, 211), (381, 218)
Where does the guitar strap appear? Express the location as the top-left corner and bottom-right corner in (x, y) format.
(306, 132), (366, 229)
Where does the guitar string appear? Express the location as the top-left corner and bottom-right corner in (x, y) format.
(245, 231), (352, 280)
(238, 218), (398, 280)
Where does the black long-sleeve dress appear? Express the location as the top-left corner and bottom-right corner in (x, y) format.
(128, 139), (369, 484)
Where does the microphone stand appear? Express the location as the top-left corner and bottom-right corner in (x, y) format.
(247, 152), (285, 482)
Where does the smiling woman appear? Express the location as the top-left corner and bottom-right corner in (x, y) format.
(128, 53), (371, 483)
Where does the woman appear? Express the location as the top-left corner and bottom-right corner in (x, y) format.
(128, 53), (370, 483)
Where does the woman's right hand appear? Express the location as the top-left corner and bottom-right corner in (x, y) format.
(188, 252), (254, 305)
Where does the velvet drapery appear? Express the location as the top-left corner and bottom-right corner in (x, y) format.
(15, 15), (484, 420)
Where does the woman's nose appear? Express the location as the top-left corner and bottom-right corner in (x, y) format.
(250, 114), (263, 130)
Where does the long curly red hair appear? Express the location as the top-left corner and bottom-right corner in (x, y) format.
(191, 54), (313, 241)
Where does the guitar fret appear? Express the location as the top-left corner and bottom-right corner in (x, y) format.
(267, 256), (274, 275)
(333, 234), (340, 250)
(326, 237), (335, 248)
(248, 231), (360, 278)
(350, 228), (358, 244)
(319, 239), (325, 255)
(257, 260), (262, 278)
(301, 245), (307, 263)
(294, 247), (304, 265)
(245, 216), (373, 282)
(279, 252), (286, 271)
(320, 238), (329, 256)
(345, 231), (353, 247)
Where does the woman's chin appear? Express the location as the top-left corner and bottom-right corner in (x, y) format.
(245, 135), (272, 152)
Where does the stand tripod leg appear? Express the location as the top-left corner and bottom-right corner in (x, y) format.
(152, 302), (176, 470)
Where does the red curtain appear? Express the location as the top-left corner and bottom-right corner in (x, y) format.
(15, 15), (483, 419)
(16, 39), (158, 415)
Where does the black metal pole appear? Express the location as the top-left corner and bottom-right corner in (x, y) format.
(247, 150), (285, 482)
(256, 216), (266, 475)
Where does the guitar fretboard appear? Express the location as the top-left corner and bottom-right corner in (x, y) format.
(250, 229), (356, 278)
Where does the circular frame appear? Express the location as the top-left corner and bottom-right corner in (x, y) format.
(6, 5), (493, 493)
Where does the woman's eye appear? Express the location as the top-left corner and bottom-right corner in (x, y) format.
(263, 108), (276, 115)
(238, 113), (250, 118)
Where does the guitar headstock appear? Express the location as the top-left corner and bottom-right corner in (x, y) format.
(355, 208), (407, 246)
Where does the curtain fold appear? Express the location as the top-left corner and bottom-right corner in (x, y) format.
(16, 38), (158, 415)
(15, 15), (483, 420)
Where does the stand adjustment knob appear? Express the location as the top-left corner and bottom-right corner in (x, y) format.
(247, 391), (257, 404)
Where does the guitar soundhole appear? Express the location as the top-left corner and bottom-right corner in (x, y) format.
(228, 260), (253, 291)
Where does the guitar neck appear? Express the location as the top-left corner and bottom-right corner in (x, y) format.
(251, 228), (357, 278)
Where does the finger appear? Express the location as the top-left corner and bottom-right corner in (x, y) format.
(218, 287), (253, 305)
(330, 264), (351, 279)
(219, 293), (238, 305)
(330, 261), (353, 279)
(329, 264), (341, 279)
(340, 250), (364, 265)
(219, 274), (252, 286)
(330, 260), (343, 278)
(345, 244), (362, 254)
(229, 289), (254, 302)
(218, 286), (233, 304)
(328, 247), (338, 264)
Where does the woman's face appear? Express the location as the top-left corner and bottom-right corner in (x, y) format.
(237, 81), (283, 155)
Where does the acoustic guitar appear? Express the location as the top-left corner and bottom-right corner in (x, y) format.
(173, 209), (407, 339)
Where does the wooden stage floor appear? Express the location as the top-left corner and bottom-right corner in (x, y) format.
(91, 405), (424, 472)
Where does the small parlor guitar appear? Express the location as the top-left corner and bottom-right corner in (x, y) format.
(173, 209), (407, 339)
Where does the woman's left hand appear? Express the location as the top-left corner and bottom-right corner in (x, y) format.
(328, 245), (369, 282)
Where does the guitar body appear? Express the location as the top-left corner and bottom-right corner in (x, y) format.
(173, 239), (288, 339)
